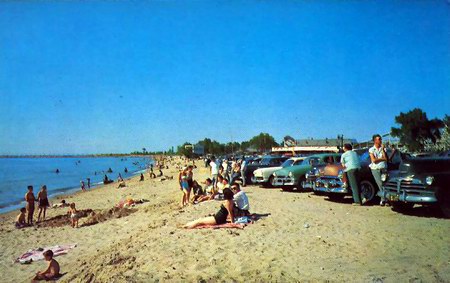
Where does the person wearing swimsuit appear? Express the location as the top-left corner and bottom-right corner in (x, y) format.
(183, 188), (234, 228)
(37, 185), (50, 222)
(25, 185), (36, 225)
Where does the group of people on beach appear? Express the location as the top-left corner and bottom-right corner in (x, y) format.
(19, 185), (50, 227)
(18, 185), (81, 229)
(178, 158), (251, 228)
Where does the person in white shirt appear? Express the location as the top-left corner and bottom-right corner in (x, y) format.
(368, 134), (388, 206)
(209, 157), (219, 188)
(231, 183), (250, 216)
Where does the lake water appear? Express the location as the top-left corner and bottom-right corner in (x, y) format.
(0, 156), (153, 213)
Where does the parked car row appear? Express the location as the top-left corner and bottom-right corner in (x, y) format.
(246, 150), (450, 218)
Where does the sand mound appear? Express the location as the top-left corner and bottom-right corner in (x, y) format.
(81, 207), (136, 227)
(37, 209), (94, 228)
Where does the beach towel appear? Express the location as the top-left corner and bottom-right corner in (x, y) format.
(192, 223), (245, 230)
(15, 244), (77, 264)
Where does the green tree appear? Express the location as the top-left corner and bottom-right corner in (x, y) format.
(248, 133), (279, 152)
(391, 108), (444, 152)
(424, 115), (450, 153)
(177, 142), (193, 158)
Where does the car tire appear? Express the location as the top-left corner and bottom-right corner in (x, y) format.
(281, 187), (293, 192)
(391, 202), (414, 212)
(296, 176), (306, 191)
(328, 194), (345, 201)
(359, 180), (378, 204)
(265, 176), (275, 188)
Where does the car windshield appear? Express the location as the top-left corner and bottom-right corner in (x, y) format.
(301, 157), (320, 166)
(281, 159), (295, 167)
(260, 157), (276, 166)
(359, 152), (370, 162)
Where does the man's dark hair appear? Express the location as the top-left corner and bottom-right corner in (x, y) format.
(206, 178), (212, 183)
(344, 143), (353, 150)
(372, 134), (382, 141)
(20, 207), (26, 213)
(27, 185), (33, 190)
(43, 250), (53, 258)
(231, 183), (240, 191)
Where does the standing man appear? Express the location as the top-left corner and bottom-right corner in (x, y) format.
(369, 134), (388, 206)
(341, 144), (362, 205)
(241, 157), (248, 187)
(24, 185), (36, 225)
(209, 157), (219, 189)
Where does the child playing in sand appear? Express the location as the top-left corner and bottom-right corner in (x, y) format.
(68, 203), (79, 228)
(15, 207), (27, 228)
(32, 250), (60, 281)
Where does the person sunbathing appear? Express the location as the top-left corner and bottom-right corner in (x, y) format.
(32, 250), (60, 281)
(52, 200), (69, 208)
(15, 207), (27, 228)
(184, 188), (234, 229)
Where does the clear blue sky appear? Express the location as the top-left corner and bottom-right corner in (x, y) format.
(1, 1), (449, 154)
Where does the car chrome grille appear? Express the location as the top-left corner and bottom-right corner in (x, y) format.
(384, 179), (426, 191)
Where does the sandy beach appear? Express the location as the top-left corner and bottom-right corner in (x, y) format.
(0, 159), (449, 283)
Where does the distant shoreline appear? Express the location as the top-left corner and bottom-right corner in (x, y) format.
(0, 154), (161, 158)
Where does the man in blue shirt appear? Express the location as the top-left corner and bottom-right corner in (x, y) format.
(341, 143), (362, 205)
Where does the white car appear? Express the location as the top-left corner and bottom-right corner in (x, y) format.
(252, 157), (306, 187)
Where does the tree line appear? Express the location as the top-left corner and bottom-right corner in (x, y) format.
(131, 108), (449, 156)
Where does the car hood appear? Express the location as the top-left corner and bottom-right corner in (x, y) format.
(255, 166), (282, 174)
(321, 164), (344, 177)
(398, 158), (450, 177)
(274, 165), (312, 176)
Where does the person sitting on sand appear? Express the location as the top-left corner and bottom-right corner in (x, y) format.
(230, 183), (250, 217)
(190, 180), (204, 203)
(37, 185), (50, 222)
(195, 178), (216, 204)
(25, 185), (36, 225)
(32, 250), (60, 281)
(15, 207), (27, 228)
(149, 168), (156, 179)
(117, 180), (126, 188)
(52, 200), (69, 208)
(103, 175), (112, 185)
(184, 187), (235, 229)
(68, 203), (79, 228)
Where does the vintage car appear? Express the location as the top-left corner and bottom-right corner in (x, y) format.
(252, 157), (306, 187)
(242, 156), (289, 185)
(313, 149), (405, 203)
(272, 153), (341, 191)
(382, 157), (450, 217)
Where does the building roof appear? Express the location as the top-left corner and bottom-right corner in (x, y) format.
(295, 138), (357, 146)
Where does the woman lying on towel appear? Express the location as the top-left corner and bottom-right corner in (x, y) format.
(184, 188), (234, 229)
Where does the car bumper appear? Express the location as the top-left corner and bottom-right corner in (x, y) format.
(252, 176), (268, 183)
(302, 180), (315, 189)
(382, 179), (437, 203)
(272, 176), (295, 186)
(314, 178), (348, 194)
